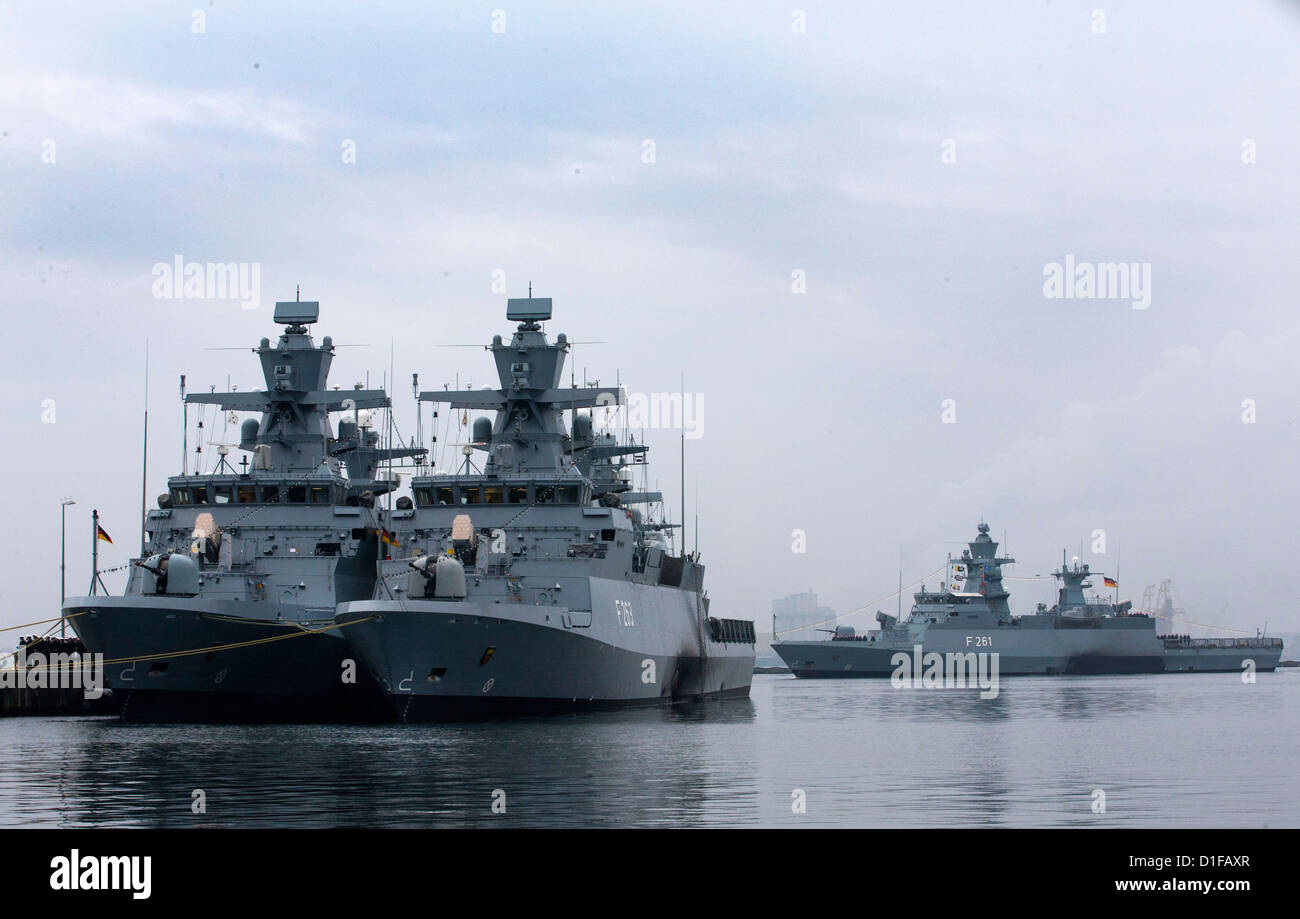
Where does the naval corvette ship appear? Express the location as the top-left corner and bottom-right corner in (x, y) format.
(772, 523), (1283, 677)
(336, 296), (755, 720)
(64, 299), (421, 721)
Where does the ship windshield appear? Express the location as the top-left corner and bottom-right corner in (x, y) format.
(411, 483), (582, 507)
(414, 485), (455, 506)
(166, 481), (343, 505)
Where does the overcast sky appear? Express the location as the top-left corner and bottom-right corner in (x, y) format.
(3, 1), (1298, 636)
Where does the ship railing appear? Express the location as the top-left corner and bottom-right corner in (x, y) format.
(1159, 636), (1284, 650)
(707, 617), (755, 645)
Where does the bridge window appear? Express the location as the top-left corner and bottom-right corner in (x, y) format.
(212, 486), (232, 504)
(190, 486), (209, 505)
(508, 486), (528, 503)
(435, 486), (453, 505)
(310, 485), (330, 504)
(287, 485), (307, 503)
(259, 485), (281, 503)
(483, 487), (504, 504)
(236, 485), (256, 504)
(170, 488), (189, 506)
(460, 487), (480, 505)
(557, 486), (579, 504)
(535, 485), (554, 504)
(414, 487), (433, 506)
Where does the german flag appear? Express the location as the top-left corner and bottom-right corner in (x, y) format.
(380, 528), (401, 548)
(1103, 576), (1117, 588)
(96, 525), (113, 545)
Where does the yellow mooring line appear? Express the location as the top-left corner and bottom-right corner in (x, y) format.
(0, 615), (375, 675)
(0, 611), (89, 633)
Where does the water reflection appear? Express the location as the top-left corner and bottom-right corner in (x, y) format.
(32, 697), (760, 828)
(0, 673), (1293, 828)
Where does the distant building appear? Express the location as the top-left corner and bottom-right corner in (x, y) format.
(772, 589), (836, 639)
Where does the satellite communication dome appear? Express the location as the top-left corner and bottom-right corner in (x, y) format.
(573, 411), (592, 442)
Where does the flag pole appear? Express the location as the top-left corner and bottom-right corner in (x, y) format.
(89, 509), (99, 597)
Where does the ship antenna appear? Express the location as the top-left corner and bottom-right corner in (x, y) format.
(180, 374), (187, 476)
(139, 340), (149, 557)
(386, 337), (395, 546)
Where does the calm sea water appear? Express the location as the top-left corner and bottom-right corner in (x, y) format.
(1, 672), (1295, 828)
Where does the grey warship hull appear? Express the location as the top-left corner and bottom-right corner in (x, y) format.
(776, 619), (1168, 678)
(340, 583), (755, 722)
(66, 596), (389, 722)
(775, 629), (1282, 677)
